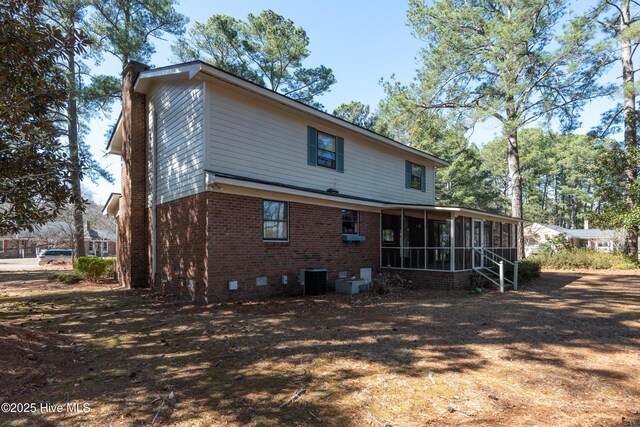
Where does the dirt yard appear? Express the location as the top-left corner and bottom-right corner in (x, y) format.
(0, 269), (638, 427)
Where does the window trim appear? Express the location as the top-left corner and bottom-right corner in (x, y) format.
(316, 131), (337, 170)
(341, 209), (360, 235)
(263, 200), (289, 242)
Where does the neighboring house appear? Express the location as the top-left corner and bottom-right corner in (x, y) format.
(0, 222), (116, 259)
(0, 231), (36, 259)
(85, 223), (116, 257)
(524, 223), (623, 254)
(104, 60), (520, 301)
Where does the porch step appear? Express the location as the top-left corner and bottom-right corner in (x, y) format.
(472, 267), (513, 291)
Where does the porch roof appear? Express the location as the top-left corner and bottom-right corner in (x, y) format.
(206, 170), (521, 223)
(383, 205), (523, 223)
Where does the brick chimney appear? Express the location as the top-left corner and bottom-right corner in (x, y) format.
(118, 61), (150, 288)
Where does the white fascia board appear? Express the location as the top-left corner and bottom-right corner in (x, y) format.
(134, 63), (202, 93)
(107, 115), (123, 155)
(207, 174), (385, 211)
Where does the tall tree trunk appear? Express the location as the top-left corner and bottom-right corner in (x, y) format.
(507, 128), (525, 259)
(541, 175), (549, 215)
(67, 20), (85, 258)
(620, 0), (639, 256)
(553, 174), (559, 223)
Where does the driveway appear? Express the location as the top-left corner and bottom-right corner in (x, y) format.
(0, 258), (41, 271)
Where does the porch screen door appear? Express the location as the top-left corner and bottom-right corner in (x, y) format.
(472, 219), (483, 269)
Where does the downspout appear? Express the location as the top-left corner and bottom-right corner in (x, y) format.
(151, 109), (157, 281)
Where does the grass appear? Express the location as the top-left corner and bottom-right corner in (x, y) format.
(0, 269), (639, 426)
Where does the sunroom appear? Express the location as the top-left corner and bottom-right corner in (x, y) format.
(380, 206), (521, 289)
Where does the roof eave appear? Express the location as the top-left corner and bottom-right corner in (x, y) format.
(107, 114), (123, 155)
(102, 193), (121, 217)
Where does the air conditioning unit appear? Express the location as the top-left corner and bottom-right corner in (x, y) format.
(298, 268), (328, 296)
(342, 234), (366, 242)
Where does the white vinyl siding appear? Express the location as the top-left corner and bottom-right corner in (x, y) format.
(206, 81), (436, 204)
(147, 80), (205, 205)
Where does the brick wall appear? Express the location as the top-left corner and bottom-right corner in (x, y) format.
(152, 193), (208, 302)
(118, 61), (150, 288)
(205, 192), (380, 301)
(153, 191), (380, 301)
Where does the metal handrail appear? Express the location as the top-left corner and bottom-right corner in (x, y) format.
(483, 248), (514, 266)
(485, 248), (519, 290)
(482, 265), (514, 285)
(473, 248), (500, 267)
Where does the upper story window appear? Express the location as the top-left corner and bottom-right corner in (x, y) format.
(410, 164), (423, 190)
(405, 160), (426, 192)
(342, 209), (359, 235)
(317, 131), (336, 169)
(307, 126), (344, 172)
(263, 200), (288, 241)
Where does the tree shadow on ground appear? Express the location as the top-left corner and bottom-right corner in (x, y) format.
(0, 269), (638, 425)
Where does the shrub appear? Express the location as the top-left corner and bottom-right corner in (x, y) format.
(48, 272), (84, 284)
(528, 249), (640, 270)
(74, 256), (116, 282)
(539, 233), (573, 255)
(371, 270), (411, 294)
(516, 259), (541, 280)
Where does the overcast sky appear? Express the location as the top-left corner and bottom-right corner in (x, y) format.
(85, 0), (620, 206)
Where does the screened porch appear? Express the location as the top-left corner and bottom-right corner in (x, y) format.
(381, 208), (518, 272)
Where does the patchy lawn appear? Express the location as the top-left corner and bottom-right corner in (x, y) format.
(0, 269), (639, 426)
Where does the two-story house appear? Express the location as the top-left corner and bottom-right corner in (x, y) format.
(103, 61), (520, 301)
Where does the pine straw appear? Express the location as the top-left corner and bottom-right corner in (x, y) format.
(0, 269), (639, 426)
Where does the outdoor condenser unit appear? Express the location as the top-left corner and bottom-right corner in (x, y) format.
(299, 268), (328, 296)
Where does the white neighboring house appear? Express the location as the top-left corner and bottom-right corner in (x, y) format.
(524, 223), (623, 255)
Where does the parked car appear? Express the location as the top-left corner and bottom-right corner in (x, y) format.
(38, 249), (74, 265)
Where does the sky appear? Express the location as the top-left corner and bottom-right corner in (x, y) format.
(84, 0), (621, 206)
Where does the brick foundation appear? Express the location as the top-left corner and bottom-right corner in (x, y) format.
(392, 269), (473, 290)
